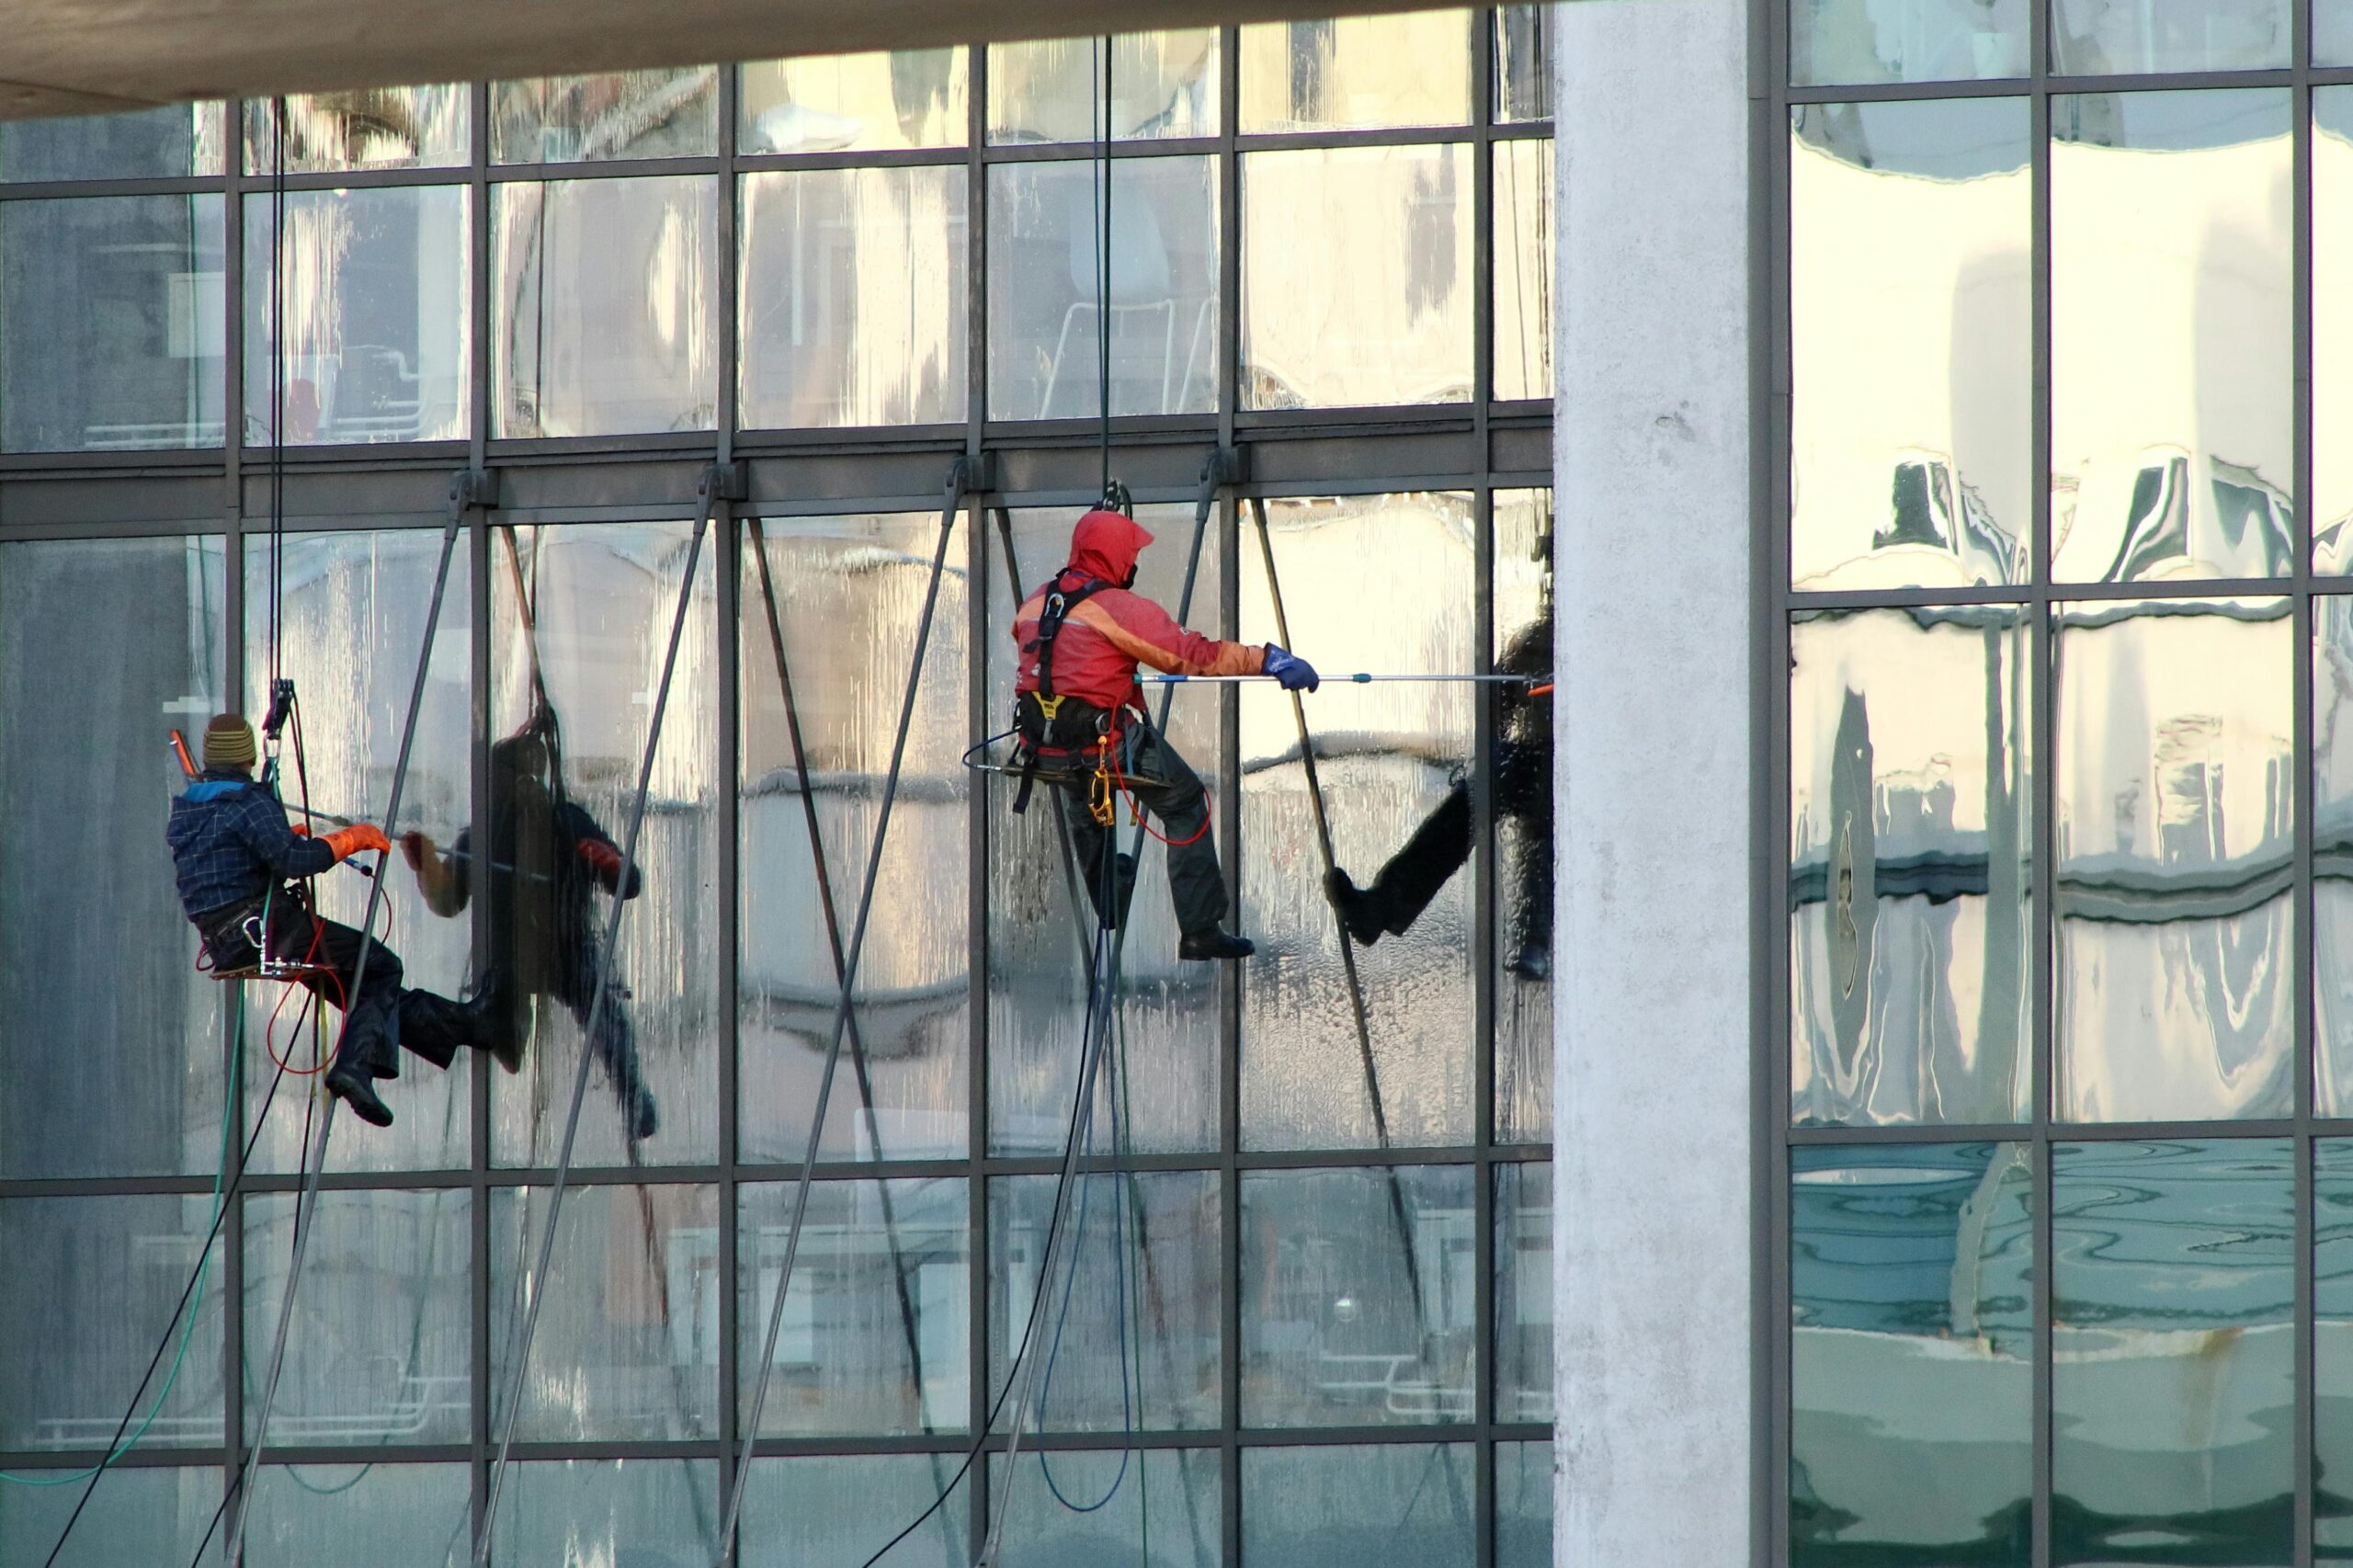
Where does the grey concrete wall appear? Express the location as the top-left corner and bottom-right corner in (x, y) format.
(1552, 0), (1757, 1563)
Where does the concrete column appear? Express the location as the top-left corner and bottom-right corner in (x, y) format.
(1552, 0), (1758, 1564)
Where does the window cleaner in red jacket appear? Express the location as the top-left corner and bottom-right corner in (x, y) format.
(1012, 506), (1318, 960)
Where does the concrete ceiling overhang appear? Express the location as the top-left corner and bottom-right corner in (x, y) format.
(0, 0), (1451, 120)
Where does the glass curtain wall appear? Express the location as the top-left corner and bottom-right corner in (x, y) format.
(0, 11), (1552, 1568)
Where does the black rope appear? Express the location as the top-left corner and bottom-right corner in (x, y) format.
(1097, 36), (1113, 500)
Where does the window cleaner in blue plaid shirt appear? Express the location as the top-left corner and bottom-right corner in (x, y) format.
(165, 712), (512, 1129)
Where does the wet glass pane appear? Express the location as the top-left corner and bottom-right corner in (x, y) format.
(1791, 0), (2030, 83)
(1241, 145), (1472, 410)
(489, 522), (722, 1168)
(243, 85), (470, 173)
(986, 505), (1222, 1157)
(1497, 1441), (1553, 1568)
(1239, 12), (1474, 132)
(2317, 91), (2353, 571)
(2324, 2), (2353, 65)
(987, 32), (1221, 142)
(1495, 491), (1553, 1142)
(2316, 1140), (2353, 1557)
(243, 185), (471, 446)
(0, 1195), (225, 1449)
(1790, 606), (2032, 1127)
(2054, 598), (2292, 1121)
(1241, 494), (1475, 1151)
(995, 1449), (1219, 1567)
(2052, 91), (2291, 585)
(738, 166), (970, 431)
(1495, 1164), (1552, 1423)
(1495, 7), (1552, 121)
(1241, 1443), (1477, 1567)
(1, 195), (226, 451)
(740, 50), (969, 154)
(1790, 99), (2030, 592)
(0, 102), (226, 180)
(1494, 138), (1553, 404)
(491, 68), (720, 163)
(241, 1188), (470, 1448)
(0, 537), (225, 1179)
(1240, 1166), (1475, 1427)
(988, 1172), (1220, 1431)
(244, 1462), (468, 1568)
(1790, 1142), (2032, 1565)
(2052, 1139), (2291, 1565)
(244, 529), (475, 1176)
(0, 1465), (219, 1564)
(739, 512), (968, 1165)
(739, 1454), (972, 1567)
(489, 1184), (719, 1442)
(987, 156), (1218, 421)
(2310, 598), (2353, 1110)
(486, 1459), (720, 1566)
(738, 1176), (969, 1437)
(493, 175), (717, 437)
(2053, 0), (2289, 73)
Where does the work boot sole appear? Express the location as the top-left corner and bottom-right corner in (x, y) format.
(325, 1064), (395, 1128)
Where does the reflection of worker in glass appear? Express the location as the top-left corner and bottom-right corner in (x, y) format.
(401, 710), (660, 1142)
(166, 713), (509, 1130)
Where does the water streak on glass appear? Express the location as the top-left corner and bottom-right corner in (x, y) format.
(2308, 598), (2353, 1108)
(1241, 145), (1472, 410)
(2, 195), (226, 452)
(244, 1461), (468, 1568)
(0, 101), (225, 180)
(486, 1458), (719, 1567)
(1790, 606), (2031, 1126)
(1790, 98), (2029, 592)
(2053, 598), (2292, 1121)
(2052, 0), (2289, 73)
(1497, 1441), (1554, 1568)
(995, 1449), (1219, 1566)
(740, 1454), (972, 1566)
(2315, 1140), (2353, 1558)
(2316, 92), (2353, 572)
(1241, 494), (1475, 1152)
(987, 157), (1219, 421)
(494, 176), (718, 437)
(739, 167), (970, 431)
(1495, 7), (1552, 122)
(1495, 491), (1554, 1143)
(1494, 1165), (1552, 1423)
(2051, 90), (2291, 585)
(2052, 1140), (2292, 1565)
(491, 68), (720, 163)
(740, 50), (969, 154)
(0, 537), (224, 1179)
(242, 85), (471, 173)
(739, 514), (968, 1165)
(1238, 11), (1474, 132)
(987, 32), (1221, 143)
(1240, 1443), (1477, 1566)
(0, 1466), (221, 1562)
(1790, 0), (2029, 84)
(243, 186), (472, 446)
(1494, 139), (1554, 404)
(1790, 1143), (2032, 1564)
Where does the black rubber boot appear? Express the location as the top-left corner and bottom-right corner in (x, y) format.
(470, 979), (525, 1075)
(1507, 941), (1551, 983)
(1324, 868), (1389, 948)
(324, 1059), (395, 1127)
(1177, 927), (1255, 961)
(623, 1085), (660, 1143)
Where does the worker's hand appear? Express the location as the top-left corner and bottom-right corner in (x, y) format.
(290, 822), (312, 837)
(578, 839), (625, 879)
(322, 824), (392, 862)
(1263, 643), (1320, 693)
(401, 830), (436, 870)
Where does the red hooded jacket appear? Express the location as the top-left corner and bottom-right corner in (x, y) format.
(1013, 509), (1265, 712)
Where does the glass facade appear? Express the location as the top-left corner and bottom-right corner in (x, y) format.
(0, 12), (1551, 1568)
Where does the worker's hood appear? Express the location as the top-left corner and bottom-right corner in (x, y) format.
(1063, 508), (1154, 589)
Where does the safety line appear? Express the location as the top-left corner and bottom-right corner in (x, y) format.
(474, 480), (717, 1567)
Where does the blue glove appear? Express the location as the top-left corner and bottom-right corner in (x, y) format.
(1263, 643), (1319, 693)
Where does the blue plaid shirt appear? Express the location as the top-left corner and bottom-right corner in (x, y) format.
(165, 769), (335, 920)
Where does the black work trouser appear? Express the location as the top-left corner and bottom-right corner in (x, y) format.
(1365, 739), (1553, 949)
(1053, 722), (1229, 937)
(527, 931), (651, 1108)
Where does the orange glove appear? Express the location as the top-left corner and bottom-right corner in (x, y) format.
(578, 839), (624, 878)
(290, 823), (311, 837)
(322, 824), (392, 862)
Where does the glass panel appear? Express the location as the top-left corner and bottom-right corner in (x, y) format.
(1240, 1443), (1476, 1566)
(245, 530), (475, 1176)
(1240, 494), (1475, 1151)
(738, 513), (969, 1165)
(2317, 91), (2353, 571)
(1495, 7), (1552, 122)
(1790, 606), (2032, 1127)
(491, 68), (720, 163)
(1241, 145), (1472, 410)
(740, 50), (968, 154)
(2053, 0), (2289, 73)
(0, 537), (225, 1179)
(2311, 598), (2353, 1110)
(2317, 1140), (2353, 1558)
(243, 185), (471, 446)
(2052, 1140), (2292, 1565)
(2324, 3), (2353, 66)
(0, 1195), (225, 1449)
(986, 505), (1222, 1157)
(489, 1184), (719, 1442)
(1495, 1164), (1552, 1423)
(486, 1459), (720, 1567)
(243, 86), (470, 173)
(987, 32), (1220, 143)
(1495, 491), (1553, 1142)
(244, 1462), (468, 1568)
(1497, 1441), (1553, 1568)
(1239, 12), (1474, 132)
(1, 195), (226, 451)
(738, 166), (970, 431)
(738, 1176), (969, 1437)
(1240, 1166), (1475, 1428)
(988, 1173), (1220, 1431)
(1790, 1142), (2032, 1564)
(2054, 598), (2292, 1121)
(0, 102), (226, 180)
(1790, 98), (2030, 592)
(1494, 139), (1553, 403)
(489, 522), (722, 1168)
(0, 1465), (219, 1562)
(740, 1454), (972, 1567)
(987, 156), (1218, 421)
(1791, 0), (2030, 83)
(995, 1449), (1219, 1567)
(493, 175), (717, 437)
(241, 1188), (470, 1448)
(2052, 91), (2292, 585)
